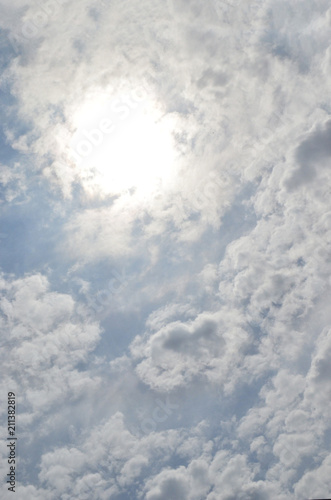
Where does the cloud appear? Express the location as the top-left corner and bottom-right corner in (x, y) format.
(0, 162), (27, 204)
(305, 326), (331, 411)
(62, 202), (135, 263)
(31, 411), (196, 499)
(1, 0), (331, 498)
(130, 309), (249, 391)
(144, 468), (192, 500)
(294, 453), (331, 500)
(0, 273), (101, 425)
(285, 119), (331, 190)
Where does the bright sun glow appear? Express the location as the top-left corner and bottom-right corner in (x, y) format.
(68, 87), (178, 197)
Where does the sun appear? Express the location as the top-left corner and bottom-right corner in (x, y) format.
(68, 86), (178, 197)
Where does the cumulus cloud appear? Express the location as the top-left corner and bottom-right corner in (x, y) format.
(0, 273), (101, 446)
(130, 309), (251, 392)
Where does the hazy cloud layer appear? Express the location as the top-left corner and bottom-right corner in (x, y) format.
(1, 0), (331, 498)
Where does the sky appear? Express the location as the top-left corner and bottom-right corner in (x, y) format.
(0, 0), (331, 499)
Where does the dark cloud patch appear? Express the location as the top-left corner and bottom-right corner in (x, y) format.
(162, 318), (220, 353)
(285, 120), (331, 190)
(197, 68), (228, 89)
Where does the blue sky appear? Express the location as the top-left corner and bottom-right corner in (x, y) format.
(1, 1), (331, 499)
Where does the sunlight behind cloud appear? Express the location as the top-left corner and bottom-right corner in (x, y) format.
(68, 87), (178, 197)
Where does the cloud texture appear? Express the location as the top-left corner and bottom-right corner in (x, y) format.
(1, 0), (331, 498)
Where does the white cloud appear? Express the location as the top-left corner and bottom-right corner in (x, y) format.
(294, 453), (331, 500)
(0, 273), (101, 427)
(131, 309), (251, 391)
(1, 0), (331, 497)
